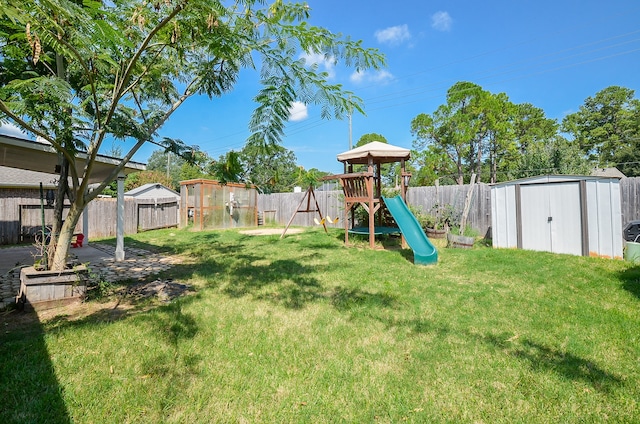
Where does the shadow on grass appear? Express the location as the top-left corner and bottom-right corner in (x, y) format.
(376, 316), (624, 394)
(121, 231), (227, 256)
(330, 286), (398, 311)
(0, 229), (400, 422)
(221, 255), (342, 309)
(482, 333), (624, 394)
(135, 298), (204, 412)
(618, 264), (640, 300)
(0, 311), (71, 424)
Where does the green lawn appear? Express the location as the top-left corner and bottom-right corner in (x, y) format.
(1, 227), (639, 423)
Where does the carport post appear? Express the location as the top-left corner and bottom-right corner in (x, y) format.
(82, 203), (89, 245)
(115, 172), (125, 261)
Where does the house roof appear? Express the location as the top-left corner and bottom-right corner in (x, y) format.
(0, 134), (145, 184)
(591, 167), (626, 178)
(336, 141), (411, 165)
(125, 183), (179, 198)
(0, 165), (61, 189)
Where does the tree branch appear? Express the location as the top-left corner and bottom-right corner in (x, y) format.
(110, 1), (187, 120)
(84, 76), (199, 202)
(0, 99), (76, 165)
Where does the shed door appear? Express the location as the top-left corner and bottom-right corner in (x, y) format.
(520, 182), (583, 255)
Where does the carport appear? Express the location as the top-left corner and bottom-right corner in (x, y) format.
(0, 134), (145, 260)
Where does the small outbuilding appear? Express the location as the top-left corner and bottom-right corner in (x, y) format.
(180, 179), (258, 230)
(125, 183), (180, 201)
(125, 183), (181, 231)
(491, 175), (623, 259)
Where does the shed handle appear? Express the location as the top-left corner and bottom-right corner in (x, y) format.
(635, 234), (640, 243)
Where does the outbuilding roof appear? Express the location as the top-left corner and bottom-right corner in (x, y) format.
(125, 183), (179, 198)
(491, 174), (621, 188)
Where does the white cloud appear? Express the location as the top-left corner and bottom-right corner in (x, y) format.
(288, 101), (308, 122)
(431, 11), (452, 31)
(0, 121), (28, 138)
(350, 69), (394, 85)
(299, 52), (336, 79)
(350, 70), (365, 84)
(374, 24), (411, 45)
(371, 70), (394, 83)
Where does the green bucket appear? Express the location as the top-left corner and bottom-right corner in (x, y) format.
(625, 241), (640, 263)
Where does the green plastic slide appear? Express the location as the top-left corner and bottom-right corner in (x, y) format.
(382, 195), (438, 265)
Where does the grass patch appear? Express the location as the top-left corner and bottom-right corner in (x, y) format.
(1, 227), (639, 423)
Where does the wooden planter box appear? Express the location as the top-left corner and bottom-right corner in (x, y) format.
(447, 233), (475, 249)
(426, 227), (447, 239)
(19, 265), (87, 311)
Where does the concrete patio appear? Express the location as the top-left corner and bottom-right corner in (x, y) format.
(0, 243), (181, 309)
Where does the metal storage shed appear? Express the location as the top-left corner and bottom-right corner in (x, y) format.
(491, 175), (623, 259)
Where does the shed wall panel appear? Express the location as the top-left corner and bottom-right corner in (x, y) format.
(547, 182), (582, 256)
(586, 179), (623, 259)
(491, 185), (518, 248)
(490, 176), (622, 258)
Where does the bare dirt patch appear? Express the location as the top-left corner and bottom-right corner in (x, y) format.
(1, 279), (194, 332)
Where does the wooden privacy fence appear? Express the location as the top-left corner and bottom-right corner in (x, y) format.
(0, 191), (178, 244)
(0, 188), (77, 245)
(259, 178), (640, 236)
(258, 190), (344, 229)
(86, 197), (179, 239)
(620, 176), (640, 227)
(406, 183), (492, 236)
(258, 183), (494, 236)
(2, 177), (638, 245)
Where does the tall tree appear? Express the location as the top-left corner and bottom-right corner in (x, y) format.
(355, 132), (387, 147)
(562, 86), (640, 176)
(146, 149), (187, 190)
(411, 82), (488, 184)
(237, 142), (299, 193)
(0, 0), (384, 270)
(513, 135), (592, 179)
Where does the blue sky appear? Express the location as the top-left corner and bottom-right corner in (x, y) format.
(3, 0), (640, 175)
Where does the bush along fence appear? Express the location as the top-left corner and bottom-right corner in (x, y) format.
(2, 177), (637, 245)
(258, 184), (493, 237)
(259, 177), (640, 237)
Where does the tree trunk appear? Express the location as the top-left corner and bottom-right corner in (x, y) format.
(456, 158), (464, 185)
(48, 49), (74, 270)
(50, 199), (84, 271)
(48, 157), (70, 268)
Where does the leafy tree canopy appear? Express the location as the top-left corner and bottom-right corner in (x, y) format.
(411, 81), (611, 184)
(145, 149), (187, 190)
(355, 132), (388, 147)
(0, 0), (385, 269)
(562, 86), (640, 176)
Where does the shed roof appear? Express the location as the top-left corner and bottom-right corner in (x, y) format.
(336, 141), (410, 165)
(125, 183), (179, 198)
(491, 174), (621, 188)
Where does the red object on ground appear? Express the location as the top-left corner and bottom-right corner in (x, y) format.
(71, 233), (84, 248)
